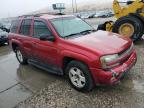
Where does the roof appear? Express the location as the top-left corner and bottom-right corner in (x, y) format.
(39, 14), (75, 20)
(18, 13), (75, 20)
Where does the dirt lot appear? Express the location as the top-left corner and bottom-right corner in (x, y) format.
(0, 18), (144, 108)
(17, 41), (144, 108)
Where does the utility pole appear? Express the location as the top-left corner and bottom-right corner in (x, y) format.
(72, 0), (75, 13)
(75, 0), (78, 13)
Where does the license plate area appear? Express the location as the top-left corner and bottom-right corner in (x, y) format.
(119, 58), (136, 80)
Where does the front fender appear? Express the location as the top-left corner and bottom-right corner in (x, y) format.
(59, 50), (101, 69)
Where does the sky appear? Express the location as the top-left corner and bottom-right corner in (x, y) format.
(0, 0), (112, 18)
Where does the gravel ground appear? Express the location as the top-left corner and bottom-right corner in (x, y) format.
(16, 18), (144, 108)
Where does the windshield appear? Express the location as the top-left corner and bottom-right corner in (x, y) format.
(51, 17), (94, 38)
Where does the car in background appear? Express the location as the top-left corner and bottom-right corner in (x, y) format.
(94, 12), (105, 18)
(88, 13), (95, 18)
(94, 11), (114, 18)
(106, 11), (114, 17)
(80, 14), (90, 19)
(0, 29), (8, 45)
(74, 13), (81, 18)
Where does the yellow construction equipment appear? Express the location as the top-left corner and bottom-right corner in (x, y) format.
(97, 0), (144, 41)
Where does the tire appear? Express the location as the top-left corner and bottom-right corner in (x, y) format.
(15, 47), (27, 65)
(97, 21), (114, 31)
(97, 23), (106, 30)
(65, 60), (94, 92)
(0, 42), (3, 46)
(0, 42), (5, 46)
(112, 16), (144, 42)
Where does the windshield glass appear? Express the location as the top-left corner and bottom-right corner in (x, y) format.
(51, 17), (93, 38)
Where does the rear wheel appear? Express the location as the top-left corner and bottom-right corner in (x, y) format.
(66, 60), (94, 92)
(112, 16), (144, 41)
(0, 42), (3, 46)
(15, 47), (27, 65)
(0, 42), (5, 46)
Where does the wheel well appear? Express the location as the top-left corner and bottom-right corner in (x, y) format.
(62, 57), (95, 85)
(12, 43), (18, 52)
(62, 57), (90, 74)
(63, 57), (75, 71)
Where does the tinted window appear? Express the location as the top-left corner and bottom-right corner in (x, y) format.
(33, 20), (51, 38)
(10, 20), (20, 33)
(19, 19), (32, 35)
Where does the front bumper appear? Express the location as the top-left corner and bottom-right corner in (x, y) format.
(90, 50), (137, 85)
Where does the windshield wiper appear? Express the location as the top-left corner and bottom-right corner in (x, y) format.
(80, 29), (96, 34)
(64, 29), (97, 38)
(64, 33), (81, 38)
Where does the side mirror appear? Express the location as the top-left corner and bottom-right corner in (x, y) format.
(40, 35), (55, 42)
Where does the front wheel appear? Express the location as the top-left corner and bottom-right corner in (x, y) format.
(15, 47), (27, 65)
(66, 60), (94, 92)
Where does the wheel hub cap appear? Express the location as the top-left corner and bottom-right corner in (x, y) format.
(17, 50), (23, 62)
(69, 67), (86, 88)
(118, 23), (134, 37)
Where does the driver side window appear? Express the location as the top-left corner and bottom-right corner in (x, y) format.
(33, 20), (52, 38)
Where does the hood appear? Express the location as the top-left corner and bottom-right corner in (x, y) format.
(66, 30), (132, 55)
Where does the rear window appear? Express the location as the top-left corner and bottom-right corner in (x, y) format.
(19, 19), (32, 36)
(10, 20), (20, 33)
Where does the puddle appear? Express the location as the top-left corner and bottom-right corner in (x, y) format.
(117, 77), (144, 94)
(0, 84), (32, 108)
(132, 80), (144, 94)
(0, 52), (14, 63)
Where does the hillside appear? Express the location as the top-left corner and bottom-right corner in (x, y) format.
(32, 1), (112, 14)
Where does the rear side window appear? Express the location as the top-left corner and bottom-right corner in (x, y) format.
(19, 19), (32, 36)
(10, 20), (20, 33)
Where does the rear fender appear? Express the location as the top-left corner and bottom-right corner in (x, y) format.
(11, 39), (25, 54)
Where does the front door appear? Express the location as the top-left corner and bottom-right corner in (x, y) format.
(31, 19), (59, 69)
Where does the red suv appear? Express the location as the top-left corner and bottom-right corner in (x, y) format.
(8, 14), (137, 91)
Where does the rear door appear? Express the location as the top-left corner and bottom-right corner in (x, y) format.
(18, 19), (33, 58)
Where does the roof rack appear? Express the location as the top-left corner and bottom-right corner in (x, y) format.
(18, 12), (65, 18)
(18, 14), (40, 18)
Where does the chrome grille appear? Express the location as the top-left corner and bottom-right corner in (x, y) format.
(119, 43), (134, 57)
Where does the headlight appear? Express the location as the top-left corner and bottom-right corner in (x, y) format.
(100, 54), (119, 69)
